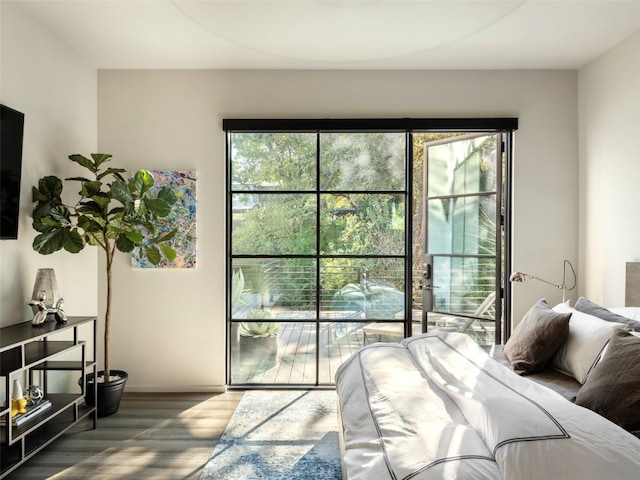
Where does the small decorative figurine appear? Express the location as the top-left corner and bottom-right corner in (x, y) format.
(27, 290), (67, 325)
(25, 385), (44, 407)
(11, 380), (27, 416)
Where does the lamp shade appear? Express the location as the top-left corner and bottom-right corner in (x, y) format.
(30, 268), (61, 314)
(509, 272), (533, 282)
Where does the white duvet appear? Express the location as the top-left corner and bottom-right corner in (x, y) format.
(335, 332), (640, 480)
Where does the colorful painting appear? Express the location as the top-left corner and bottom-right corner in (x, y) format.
(132, 170), (197, 269)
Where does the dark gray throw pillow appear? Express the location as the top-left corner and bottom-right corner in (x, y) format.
(503, 299), (572, 375)
(576, 330), (640, 436)
(575, 296), (640, 332)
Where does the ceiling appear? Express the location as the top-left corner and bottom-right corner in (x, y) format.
(11, 0), (640, 70)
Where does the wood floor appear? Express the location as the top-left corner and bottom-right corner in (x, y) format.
(4, 391), (243, 480)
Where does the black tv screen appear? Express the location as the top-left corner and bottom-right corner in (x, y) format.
(0, 104), (25, 240)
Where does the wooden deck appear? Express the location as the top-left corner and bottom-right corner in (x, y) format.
(231, 313), (495, 385)
(231, 322), (366, 385)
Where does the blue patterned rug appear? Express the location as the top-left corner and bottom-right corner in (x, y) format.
(199, 390), (342, 480)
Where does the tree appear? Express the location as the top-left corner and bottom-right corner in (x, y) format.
(31, 153), (177, 381)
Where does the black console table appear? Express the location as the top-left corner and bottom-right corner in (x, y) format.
(0, 316), (97, 478)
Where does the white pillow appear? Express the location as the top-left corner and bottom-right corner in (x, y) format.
(551, 303), (624, 384)
(609, 307), (640, 321)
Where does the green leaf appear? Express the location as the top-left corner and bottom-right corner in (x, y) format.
(160, 244), (176, 262)
(155, 227), (178, 244)
(80, 181), (102, 197)
(156, 187), (177, 206)
(106, 218), (126, 239)
(130, 170), (154, 197)
(115, 233), (135, 253)
(108, 206), (125, 216)
(85, 230), (105, 246)
(69, 154), (97, 173)
(144, 245), (162, 265)
(110, 180), (131, 206)
(77, 215), (91, 231)
(91, 153), (112, 169)
(32, 216), (52, 233)
(65, 176), (93, 183)
(133, 198), (147, 216)
(144, 198), (172, 218)
(32, 215), (63, 233)
(97, 167), (126, 181)
(49, 205), (71, 225)
(32, 229), (65, 254)
(38, 176), (63, 200)
(32, 202), (53, 223)
(62, 229), (85, 253)
(42, 217), (63, 229)
(32, 186), (48, 202)
(77, 201), (105, 217)
(125, 230), (144, 244)
(91, 194), (110, 212)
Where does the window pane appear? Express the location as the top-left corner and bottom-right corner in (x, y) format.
(432, 256), (496, 319)
(427, 194), (496, 255)
(320, 258), (405, 320)
(427, 134), (497, 196)
(319, 321), (366, 383)
(320, 193), (405, 255)
(320, 133), (405, 191)
(231, 132), (316, 191)
(231, 258), (317, 320)
(232, 193), (316, 255)
(230, 321), (318, 384)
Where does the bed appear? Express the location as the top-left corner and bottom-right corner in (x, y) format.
(335, 262), (640, 479)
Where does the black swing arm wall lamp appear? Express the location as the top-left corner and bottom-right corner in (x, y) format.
(509, 259), (577, 302)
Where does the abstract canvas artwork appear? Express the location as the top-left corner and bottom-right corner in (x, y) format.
(132, 170), (197, 268)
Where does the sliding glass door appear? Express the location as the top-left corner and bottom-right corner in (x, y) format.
(225, 119), (515, 387)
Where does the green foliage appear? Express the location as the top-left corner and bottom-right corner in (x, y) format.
(319, 132), (405, 191)
(232, 133), (316, 190)
(239, 309), (280, 338)
(230, 131), (499, 320)
(232, 194), (316, 255)
(31, 153), (179, 381)
(231, 269), (248, 315)
(31, 154), (177, 263)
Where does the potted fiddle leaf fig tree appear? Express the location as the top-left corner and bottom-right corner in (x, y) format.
(31, 153), (177, 417)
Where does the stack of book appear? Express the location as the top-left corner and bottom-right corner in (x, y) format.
(1, 400), (51, 427)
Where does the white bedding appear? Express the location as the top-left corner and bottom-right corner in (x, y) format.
(335, 332), (640, 480)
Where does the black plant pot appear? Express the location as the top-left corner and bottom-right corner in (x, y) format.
(81, 370), (128, 418)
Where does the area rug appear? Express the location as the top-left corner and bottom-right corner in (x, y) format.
(199, 390), (342, 480)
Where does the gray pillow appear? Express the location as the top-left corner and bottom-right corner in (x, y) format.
(575, 296), (640, 332)
(576, 330), (640, 437)
(504, 299), (572, 375)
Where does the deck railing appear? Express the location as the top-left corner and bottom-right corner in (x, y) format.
(232, 260), (495, 320)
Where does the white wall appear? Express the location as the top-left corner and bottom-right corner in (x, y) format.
(99, 69), (579, 390)
(579, 31), (640, 306)
(0, 2), (98, 328)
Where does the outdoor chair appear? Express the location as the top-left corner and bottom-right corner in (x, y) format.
(362, 291), (496, 344)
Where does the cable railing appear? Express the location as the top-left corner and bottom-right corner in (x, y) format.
(232, 260), (495, 321)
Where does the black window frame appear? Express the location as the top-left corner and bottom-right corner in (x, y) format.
(224, 118), (517, 388)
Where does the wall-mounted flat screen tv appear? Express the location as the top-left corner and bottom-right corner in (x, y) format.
(1, 104), (25, 240)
